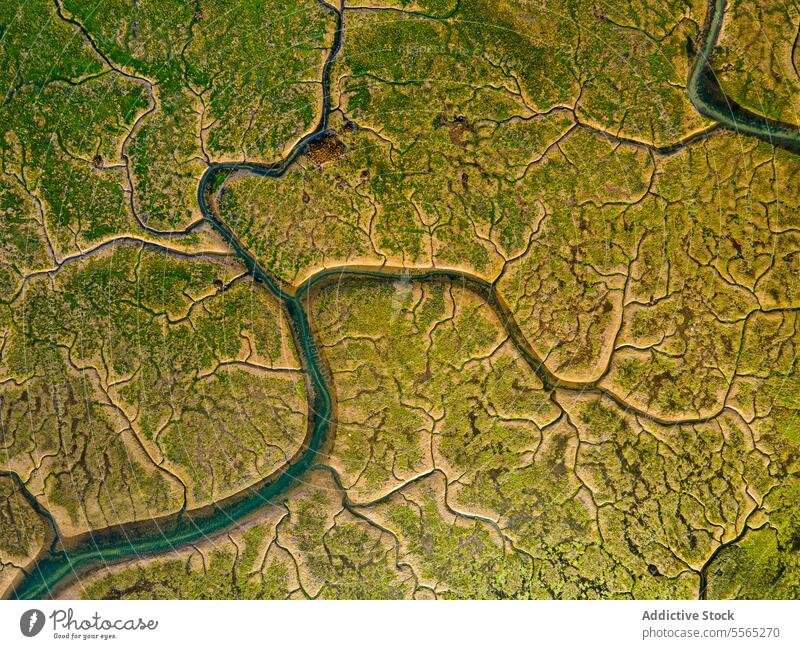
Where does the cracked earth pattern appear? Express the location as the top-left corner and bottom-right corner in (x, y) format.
(2, 0), (800, 599)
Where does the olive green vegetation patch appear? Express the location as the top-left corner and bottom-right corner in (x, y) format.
(0, 476), (45, 562)
(1, 245), (307, 532)
(704, 526), (799, 599)
(711, 0), (800, 123)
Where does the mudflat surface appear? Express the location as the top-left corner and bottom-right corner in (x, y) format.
(2, 0), (800, 600)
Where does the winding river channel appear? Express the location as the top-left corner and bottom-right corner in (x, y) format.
(688, 0), (800, 154)
(10, 0), (800, 599)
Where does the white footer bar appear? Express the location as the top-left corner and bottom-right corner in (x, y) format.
(1, 600), (798, 649)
